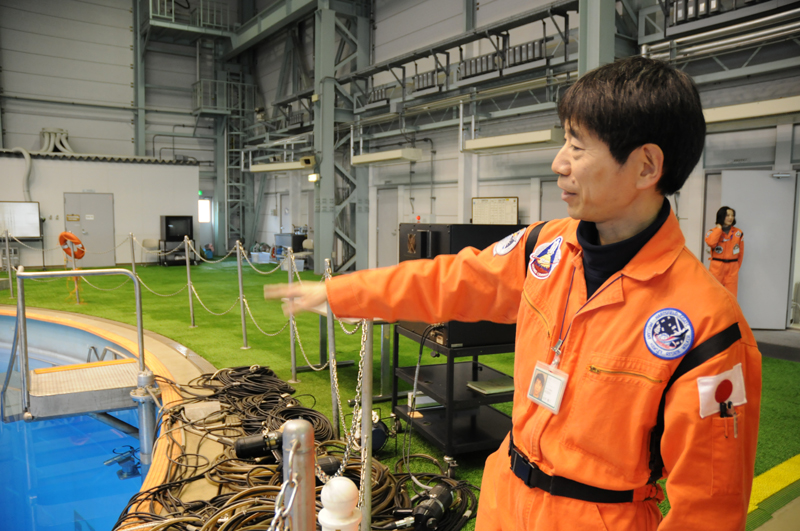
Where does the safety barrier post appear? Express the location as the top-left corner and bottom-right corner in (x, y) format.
(16, 267), (30, 417)
(236, 241), (250, 349)
(288, 248), (298, 383)
(283, 419), (316, 531)
(185, 236), (196, 328)
(361, 321), (374, 531)
(129, 232), (137, 279)
(69, 241), (80, 304)
(5, 230), (13, 299)
(325, 258), (340, 440)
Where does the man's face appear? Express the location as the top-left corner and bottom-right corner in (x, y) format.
(552, 122), (641, 223)
(533, 378), (543, 397)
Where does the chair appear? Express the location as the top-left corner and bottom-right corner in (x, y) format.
(293, 239), (314, 271)
(141, 238), (159, 266)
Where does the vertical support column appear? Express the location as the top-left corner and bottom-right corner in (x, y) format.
(354, 11), (371, 272)
(360, 321), (373, 531)
(283, 419), (316, 531)
(5, 231), (13, 299)
(314, 6), (337, 274)
(236, 241), (250, 349)
(578, 0), (616, 76)
(214, 117), (228, 254)
(457, 104), (478, 224)
(129, 232), (137, 279)
(185, 236), (196, 328)
(326, 258), (339, 439)
(288, 249), (299, 383)
(132, 0), (146, 156)
(464, 0), (477, 32)
(15, 269), (30, 416)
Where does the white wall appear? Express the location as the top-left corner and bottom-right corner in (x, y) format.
(0, 155), (199, 267)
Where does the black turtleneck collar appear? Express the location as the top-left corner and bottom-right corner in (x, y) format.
(576, 198), (671, 297)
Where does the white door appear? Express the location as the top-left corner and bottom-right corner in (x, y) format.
(63, 193), (115, 268)
(377, 188), (399, 267)
(721, 170), (796, 329)
(703, 174), (722, 268)
(540, 180), (569, 221)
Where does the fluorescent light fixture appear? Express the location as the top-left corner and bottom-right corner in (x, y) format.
(351, 148), (423, 166)
(704, 95), (800, 123)
(250, 156), (315, 173)
(463, 127), (562, 153)
(308, 173), (320, 182)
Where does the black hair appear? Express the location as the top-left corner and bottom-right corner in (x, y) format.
(557, 56), (706, 195)
(716, 206), (736, 227)
(534, 373), (545, 386)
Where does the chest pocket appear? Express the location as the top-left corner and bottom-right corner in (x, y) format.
(561, 354), (669, 480)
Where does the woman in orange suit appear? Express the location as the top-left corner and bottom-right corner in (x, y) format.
(706, 206), (743, 297)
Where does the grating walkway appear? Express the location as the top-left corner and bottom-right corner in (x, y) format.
(28, 358), (139, 419)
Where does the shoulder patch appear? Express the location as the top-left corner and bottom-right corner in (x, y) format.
(529, 236), (563, 280)
(644, 308), (695, 360)
(736, 230), (742, 238)
(493, 228), (526, 256)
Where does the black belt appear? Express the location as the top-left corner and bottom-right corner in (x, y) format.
(509, 436), (634, 503)
(711, 258), (738, 263)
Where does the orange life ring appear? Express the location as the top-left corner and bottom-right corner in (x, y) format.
(58, 232), (85, 259)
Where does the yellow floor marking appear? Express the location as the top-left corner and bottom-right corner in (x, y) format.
(749, 454), (800, 513)
(33, 357), (136, 374)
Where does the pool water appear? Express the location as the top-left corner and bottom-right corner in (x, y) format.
(0, 351), (142, 530)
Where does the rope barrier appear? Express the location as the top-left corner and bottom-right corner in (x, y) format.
(191, 285), (240, 316)
(243, 297), (290, 337)
(240, 244), (286, 275)
(83, 236), (130, 255)
(132, 236), (186, 256)
(137, 275), (189, 297)
(186, 240), (237, 264)
(11, 235), (61, 251)
(83, 276), (132, 291)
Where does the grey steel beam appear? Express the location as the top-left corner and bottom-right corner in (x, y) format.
(147, 19), (234, 39)
(465, 0), (477, 32)
(578, 0), (615, 76)
(224, 0), (317, 60)
(133, 0), (147, 155)
(692, 55), (800, 85)
(214, 117), (227, 254)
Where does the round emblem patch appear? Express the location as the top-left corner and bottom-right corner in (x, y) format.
(714, 246), (723, 254)
(493, 228), (526, 256)
(644, 308), (694, 360)
(529, 237), (563, 280)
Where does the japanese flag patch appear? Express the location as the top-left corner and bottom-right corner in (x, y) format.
(644, 308), (694, 360)
(697, 363), (747, 418)
(493, 228), (526, 256)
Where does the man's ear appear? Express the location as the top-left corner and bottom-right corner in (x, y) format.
(634, 143), (664, 191)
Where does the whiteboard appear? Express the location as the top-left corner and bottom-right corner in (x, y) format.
(472, 197), (518, 225)
(0, 202), (41, 239)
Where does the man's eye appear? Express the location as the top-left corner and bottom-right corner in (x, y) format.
(571, 144), (583, 151)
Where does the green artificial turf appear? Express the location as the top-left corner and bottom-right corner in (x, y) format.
(3, 258), (799, 529)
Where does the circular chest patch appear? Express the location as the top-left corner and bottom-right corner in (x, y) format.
(714, 246), (723, 254)
(644, 308), (694, 360)
(493, 228), (526, 256)
(529, 236), (563, 280)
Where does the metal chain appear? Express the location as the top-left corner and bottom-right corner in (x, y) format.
(291, 316), (329, 371)
(243, 297), (290, 336)
(191, 286), (240, 316)
(136, 275), (188, 297)
(267, 439), (300, 531)
(10, 235), (62, 251)
(323, 262), (362, 335)
(84, 236), (130, 255)
(288, 249), (304, 284)
(240, 243), (287, 275)
(29, 277), (60, 283)
(82, 276), (131, 291)
(186, 240), (237, 264)
(133, 236), (185, 256)
(315, 321), (367, 485)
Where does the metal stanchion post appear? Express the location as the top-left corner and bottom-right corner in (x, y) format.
(288, 248), (299, 383)
(283, 419), (316, 531)
(16, 268), (30, 419)
(325, 259), (340, 439)
(237, 241), (250, 349)
(5, 230), (13, 299)
(129, 233), (136, 278)
(69, 241), (80, 304)
(361, 321), (374, 531)
(185, 236), (196, 328)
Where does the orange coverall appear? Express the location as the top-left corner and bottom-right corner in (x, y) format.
(705, 226), (744, 297)
(327, 212), (761, 531)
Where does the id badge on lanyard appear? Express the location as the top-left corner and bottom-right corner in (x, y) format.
(527, 360), (569, 414)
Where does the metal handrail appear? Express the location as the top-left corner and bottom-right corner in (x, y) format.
(1, 316), (20, 422)
(15, 266), (146, 415)
(87, 346), (131, 363)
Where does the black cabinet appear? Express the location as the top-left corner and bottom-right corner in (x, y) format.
(158, 240), (197, 266)
(392, 325), (514, 456)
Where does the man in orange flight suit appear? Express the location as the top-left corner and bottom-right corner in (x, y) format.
(706, 206), (744, 297)
(266, 57), (761, 531)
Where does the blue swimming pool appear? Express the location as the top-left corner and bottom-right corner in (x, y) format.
(0, 314), (143, 531)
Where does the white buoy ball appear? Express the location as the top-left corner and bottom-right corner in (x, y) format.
(321, 477), (359, 516)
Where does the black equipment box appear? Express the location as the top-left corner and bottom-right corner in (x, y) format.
(398, 223), (525, 348)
